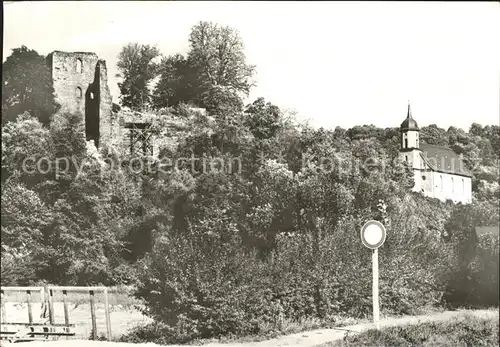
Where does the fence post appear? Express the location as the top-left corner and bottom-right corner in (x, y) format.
(26, 290), (33, 324)
(1, 290), (6, 323)
(89, 290), (97, 340)
(63, 290), (70, 326)
(48, 287), (55, 325)
(39, 288), (45, 312)
(104, 288), (112, 341)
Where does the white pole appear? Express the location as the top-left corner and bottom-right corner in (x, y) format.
(373, 248), (380, 329)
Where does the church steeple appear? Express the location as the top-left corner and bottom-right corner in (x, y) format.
(400, 101), (420, 149)
(400, 101), (419, 131)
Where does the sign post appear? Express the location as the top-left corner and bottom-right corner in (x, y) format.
(372, 248), (379, 328)
(360, 220), (386, 330)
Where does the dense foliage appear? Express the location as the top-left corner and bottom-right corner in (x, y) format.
(1, 21), (498, 343)
(2, 46), (58, 125)
(116, 43), (161, 111)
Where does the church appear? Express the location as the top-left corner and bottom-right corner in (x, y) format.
(399, 103), (472, 204)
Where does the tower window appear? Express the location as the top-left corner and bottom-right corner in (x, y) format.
(405, 139), (408, 148)
(76, 87), (82, 98)
(76, 58), (83, 73)
(90, 92), (94, 99)
(462, 178), (465, 193)
(451, 177), (454, 193)
(405, 155), (408, 162)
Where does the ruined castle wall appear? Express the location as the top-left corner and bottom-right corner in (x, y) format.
(49, 51), (115, 149)
(97, 60), (114, 149)
(48, 50), (188, 157)
(50, 51), (99, 118)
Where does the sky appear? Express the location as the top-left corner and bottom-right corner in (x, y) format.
(3, 1), (500, 131)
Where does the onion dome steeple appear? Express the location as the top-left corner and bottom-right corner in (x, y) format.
(400, 101), (419, 131)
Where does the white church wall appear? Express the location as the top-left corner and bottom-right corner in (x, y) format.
(412, 168), (434, 194)
(428, 171), (472, 204)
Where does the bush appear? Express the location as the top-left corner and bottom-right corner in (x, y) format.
(468, 233), (499, 306)
(129, 191), (457, 344)
(132, 230), (276, 343)
(443, 203), (499, 308)
(325, 313), (499, 346)
(477, 233), (499, 283)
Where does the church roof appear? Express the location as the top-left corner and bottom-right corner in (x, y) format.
(400, 102), (419, 130)
(419, 143), (472, 177)
(401, 117), (419, 130)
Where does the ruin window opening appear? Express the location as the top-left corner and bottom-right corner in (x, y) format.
(76, 87), (82, 98)
(90, 92), (94, 99)
(404, 139), (408, 148)
(76, 58), (83, 73)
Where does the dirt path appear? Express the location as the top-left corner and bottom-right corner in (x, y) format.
(205, 309), (497, 347)
(1, 309), (497, 347)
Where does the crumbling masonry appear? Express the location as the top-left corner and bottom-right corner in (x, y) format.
(47, 51), (155, 156)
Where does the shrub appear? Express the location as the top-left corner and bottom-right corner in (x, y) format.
(129, 193), (457, 344)
(326, 313), (499, 346)
(443, 203), (499, 308)
(469, 233), (499, 306)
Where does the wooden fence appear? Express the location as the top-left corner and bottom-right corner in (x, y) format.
(1, 286), (112, 342)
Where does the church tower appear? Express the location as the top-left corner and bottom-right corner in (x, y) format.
(400, 101), (419, 150)
(399, 102), (423, 177)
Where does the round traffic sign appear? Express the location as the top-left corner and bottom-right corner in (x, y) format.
(360, 220), (386, 249)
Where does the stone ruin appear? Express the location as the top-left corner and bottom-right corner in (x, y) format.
(47, 50), (159, 158)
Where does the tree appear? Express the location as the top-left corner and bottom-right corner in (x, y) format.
(2, 46), (57, 126)
(116, 43), (160, 111)
(244, 97), (282, 140)
(153, 22), (256, 111)
(1, 112), (52, 186)
(152, 54), (198, 109)
(346, 125), (383, 141)
(1, 181), (50, 285)
(420, 124), (448, 146)
(188, 21), (255, 95)
(469, 123), (483, 137)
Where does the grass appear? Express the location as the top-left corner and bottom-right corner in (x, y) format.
(190, 307), (446, 345)
(320, 312), (500, 347)
(121, 314), (376, 346)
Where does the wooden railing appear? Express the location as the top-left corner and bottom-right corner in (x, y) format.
(1, 286), (112, 341)
(1, 287), (45, 325)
